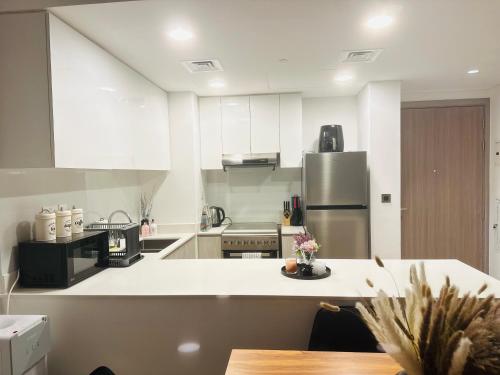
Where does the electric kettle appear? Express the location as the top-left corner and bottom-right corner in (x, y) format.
(210, 206), (225, 227)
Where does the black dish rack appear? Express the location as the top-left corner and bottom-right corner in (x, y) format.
(86, 222), (142, 267)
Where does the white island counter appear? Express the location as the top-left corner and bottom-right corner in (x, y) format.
(15, 258), (500, 298)
(8, 258), (499, 375)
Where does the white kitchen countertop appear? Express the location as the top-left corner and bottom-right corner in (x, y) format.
(197, 224), (228, 236)
(14, 259), (500, 299)
(139, 233), (195, 259)
(281, 226), (306, 235)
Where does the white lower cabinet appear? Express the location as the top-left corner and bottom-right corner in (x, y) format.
(0, 11), (170, 170)
(164, 238), (196, 259)
(197, 236), (222, 259)
(281, 235), (295, 258)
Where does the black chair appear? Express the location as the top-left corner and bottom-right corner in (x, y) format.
(308, 307), (381, 352)
(89, 367), (116, 375)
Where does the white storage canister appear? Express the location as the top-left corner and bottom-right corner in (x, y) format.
(71, 208), (84, 234)
(35, 211), (56, 241)
(56, 210), (72, 238)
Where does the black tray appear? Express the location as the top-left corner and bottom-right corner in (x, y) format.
(281, 266), (331, 280)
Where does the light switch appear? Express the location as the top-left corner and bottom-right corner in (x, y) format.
(381, 194), (391, 203)
(495, 142), (500, 166)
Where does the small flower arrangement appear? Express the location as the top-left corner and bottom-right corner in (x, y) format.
(292, 233), (320, 266)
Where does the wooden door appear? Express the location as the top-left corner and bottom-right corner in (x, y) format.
(401, 105), (486, 271)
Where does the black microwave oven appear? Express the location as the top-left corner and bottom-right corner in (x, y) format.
(19, 231), (109, 288)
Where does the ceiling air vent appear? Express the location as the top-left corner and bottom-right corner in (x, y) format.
(340, 49), (382, 63)
(182, 59), (223, 73)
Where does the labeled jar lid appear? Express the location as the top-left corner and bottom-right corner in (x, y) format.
(71, 208), (83, 214)
(36, 212), (55, 219)
(56, 210), (71, 216)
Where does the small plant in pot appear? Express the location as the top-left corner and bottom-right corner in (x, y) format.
(292, 233), (320, 276)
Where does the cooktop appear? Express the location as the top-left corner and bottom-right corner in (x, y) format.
(224, 222), (277, 234)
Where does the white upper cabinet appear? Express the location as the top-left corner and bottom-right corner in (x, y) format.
(221, 96), (251, 155)
(279, 93), (303, 168)
(199, 97), (223, 170)
(0, 12), (170, 170)
(199, 93), (302, 169)
(250, 95), (280, 153)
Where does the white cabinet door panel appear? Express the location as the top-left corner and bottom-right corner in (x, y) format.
(199, 97), (222, 169)
(221, 96), (250, 154)
(49, 14), (170, 170)
(250, 95), (280, 153)
(279, 93), (302, 168)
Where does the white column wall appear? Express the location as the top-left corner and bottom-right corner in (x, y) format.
(357, 81), (402, 259)
(489, 86), (500, 278)
(141, 92), (201, 227)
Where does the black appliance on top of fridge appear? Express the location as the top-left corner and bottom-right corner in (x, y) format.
(302, 151), (369, 259)
(318, 125), (344, 152)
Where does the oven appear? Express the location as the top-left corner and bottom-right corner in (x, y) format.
(221, 222), (279, 259)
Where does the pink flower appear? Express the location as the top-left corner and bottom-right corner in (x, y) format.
(292, 233), (320, 255)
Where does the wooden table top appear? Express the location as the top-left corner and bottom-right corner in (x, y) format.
(225, 349), (402, 375)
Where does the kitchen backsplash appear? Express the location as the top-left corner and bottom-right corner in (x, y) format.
(0, 168), (142, 282)
(204, 167), (302, 223)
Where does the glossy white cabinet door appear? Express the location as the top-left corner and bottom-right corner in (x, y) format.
(0, 12), (53, 168)
(221, 96), (251, 154)
(49, 14), (170, 170)
(199, 97), (223, 169)
(250, 94), (280, 153)
(279, 93), (303, 168)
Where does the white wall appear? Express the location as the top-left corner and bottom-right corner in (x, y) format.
(141, 92), (202, 227)
(302, 96), (358, 152)
(204, 168), (301, 223)
(0, 168), (142, 288)
(357, 81), (402, 259)
(489, 86), (500, 279)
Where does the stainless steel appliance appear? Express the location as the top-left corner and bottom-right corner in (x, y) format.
(19, 231), (109, 288)
(303, 152), (369, 259)
(222, 153), (278, 171)
(222, 222), (279, 258)
(210, 206), (226, 227)
(319, 125), (344, 152)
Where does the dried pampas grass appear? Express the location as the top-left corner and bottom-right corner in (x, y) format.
(354, 260), (500, 375)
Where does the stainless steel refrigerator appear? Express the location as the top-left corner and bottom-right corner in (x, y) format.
(303, 152), (369, 259)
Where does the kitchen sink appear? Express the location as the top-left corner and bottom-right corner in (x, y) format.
(139, 238), (178, 253)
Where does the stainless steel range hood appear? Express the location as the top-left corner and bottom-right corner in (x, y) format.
(222, 153), (279, 171)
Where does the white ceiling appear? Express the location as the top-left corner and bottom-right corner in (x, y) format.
(51, 0), (500, 98)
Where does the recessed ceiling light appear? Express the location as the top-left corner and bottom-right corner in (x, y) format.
(334, 74), (353, 82)
(467, 69), (479, 74)
(168, 27), (194, 41)
(177, 342), (200, 353)
(366, 15), (394, 29)
(99, 86), (116, 92)
(209, 80), (225, 88)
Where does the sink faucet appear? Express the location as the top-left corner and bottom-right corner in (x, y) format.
(108, 209), (133, 223)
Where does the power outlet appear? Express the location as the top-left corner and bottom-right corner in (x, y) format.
(381, 194), (391, 203)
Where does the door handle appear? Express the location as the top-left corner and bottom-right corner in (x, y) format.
(401, 208), (408, 211)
